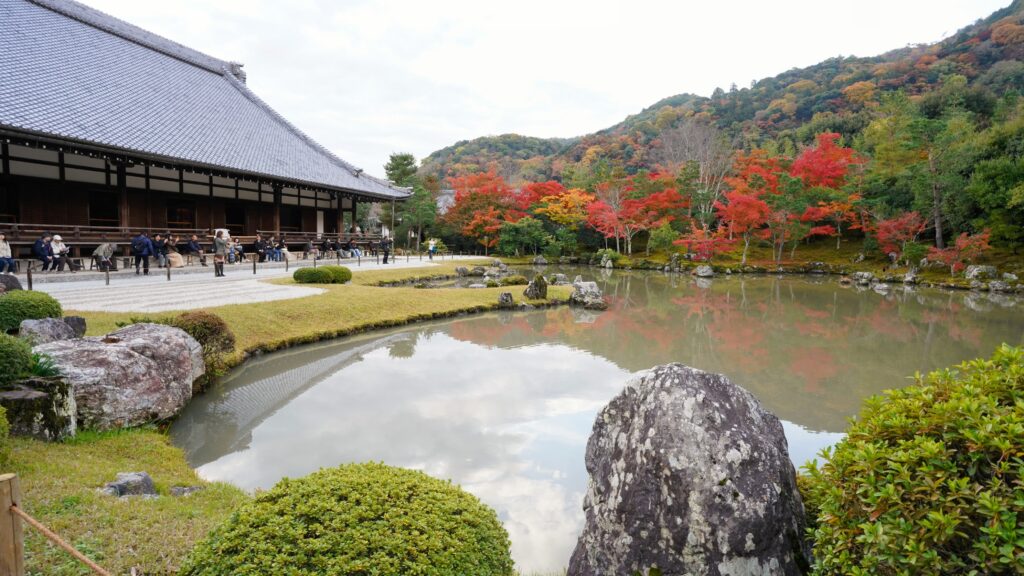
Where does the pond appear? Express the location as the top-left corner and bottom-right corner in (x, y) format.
(170, 268), (1024, 573)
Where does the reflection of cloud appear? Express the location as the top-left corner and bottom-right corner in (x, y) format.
(186, 332), (629, 573)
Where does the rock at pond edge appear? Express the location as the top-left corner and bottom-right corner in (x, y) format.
(568, 363), (811, 576)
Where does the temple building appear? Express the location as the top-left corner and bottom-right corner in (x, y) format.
(0, 0), (409, 255)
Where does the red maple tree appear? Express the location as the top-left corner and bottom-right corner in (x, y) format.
(928, 230), (992, 276)
(790, 132), (864, 189)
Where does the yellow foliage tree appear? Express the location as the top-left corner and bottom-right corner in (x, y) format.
(535, 188), (596, 230)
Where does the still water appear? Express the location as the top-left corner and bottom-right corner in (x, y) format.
(170, 269), (1024, 572)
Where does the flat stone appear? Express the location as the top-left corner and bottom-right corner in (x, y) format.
(102, 472), (157, 497)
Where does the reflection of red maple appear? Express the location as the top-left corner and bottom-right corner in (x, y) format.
(789, 348), (839, 393)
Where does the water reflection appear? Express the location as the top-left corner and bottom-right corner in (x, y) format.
(170, 271), (1024, 573)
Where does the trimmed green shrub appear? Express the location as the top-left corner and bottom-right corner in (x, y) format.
(802, 344), (1024, 574)
(0, 291), (62, 332)
(320, 265), (352, 284)
(500, 275), (528, 286)
(169, 311), (235, 354)
(182, 462), (515, 576)
(594, 248), (622, 264)
(293, 267), (336, 284)
(167, 311), (236, 393)
(485, 279), (500, 288)
(0, 334), (32, 386)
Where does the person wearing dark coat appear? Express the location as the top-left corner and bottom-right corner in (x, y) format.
(131, 232), (154, 275)
(381, 235), (392, 264)
(32, 233), (54, 271)
(253, 234), (268, 263)
(187, 234), (208, 266)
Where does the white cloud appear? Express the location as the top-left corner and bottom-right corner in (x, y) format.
(80, 0), (1008, 175)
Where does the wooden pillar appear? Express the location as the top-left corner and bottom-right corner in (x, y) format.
(116, 162), (129, 234)
(0, 141), (9, 177)
(272, 184), (282, 233)
(0, 473), (24, 576)
(208, 174), (215, 233)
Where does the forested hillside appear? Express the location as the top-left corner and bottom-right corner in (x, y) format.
(408, 0), (1024, 261)
(422, 0), (1024, 184)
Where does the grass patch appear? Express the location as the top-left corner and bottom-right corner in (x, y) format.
(74, 259), (570, 365)
(13, 429), (248, 575)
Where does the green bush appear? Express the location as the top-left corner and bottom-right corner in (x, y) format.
(0, 334), (32, 386)
(320, 265), (352, 284)
(594, 248), (622, 264)
(802, 344), (1024, 574)
(647, 222), (680, 254)
(0, 291), (62, 332)
(169, 311), (235, 354)
(500, 274), (528, 286)
(182, 462), (514, 576)
(167, 311), (236, 393)
(293, 267), (340, 284)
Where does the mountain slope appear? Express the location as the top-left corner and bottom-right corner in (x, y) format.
(420, 0), (1024, 184)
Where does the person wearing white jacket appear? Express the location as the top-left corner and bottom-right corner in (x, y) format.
(50, 234), (70, 272)
(0, 232), (14, 274)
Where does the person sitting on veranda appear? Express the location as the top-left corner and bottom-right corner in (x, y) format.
(92, 240), (118, 271)
(268, 236), (281, 262)
(32, 233), (54, 272)
(343, 239), (362, 258)
(0, 232), (15, 274)
(165, 235), (185, 268)
(50, 234), (71, 272)
(304, 240), (317, 260)
(186, 234), (208, 266)
(152, 233), (168, 268)
(319, 237), (332, 259)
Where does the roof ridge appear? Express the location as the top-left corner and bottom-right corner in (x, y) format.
(27, 0), (234, 76)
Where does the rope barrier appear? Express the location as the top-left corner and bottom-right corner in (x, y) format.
(10, 505), (112, 576)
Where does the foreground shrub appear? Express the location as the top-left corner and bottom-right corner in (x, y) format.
(182, 462), (514, 576)
(802, 344), (1024, 574)
(0, 334), (32, 385)
(0, 291), (62, 332)
(500, 274), (528, 286)
(319, 265), (352, 284)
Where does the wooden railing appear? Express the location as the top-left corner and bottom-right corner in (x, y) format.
(0, 473), (111, 576)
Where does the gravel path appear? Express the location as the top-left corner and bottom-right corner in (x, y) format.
(33, 258), (473, 313)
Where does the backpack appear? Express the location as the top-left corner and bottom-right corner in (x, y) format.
(131, 237), (147, 254)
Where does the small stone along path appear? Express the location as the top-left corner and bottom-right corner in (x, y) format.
(32, 258), (477, 313)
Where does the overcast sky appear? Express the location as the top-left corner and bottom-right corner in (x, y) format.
(84, 0), (1009, 177)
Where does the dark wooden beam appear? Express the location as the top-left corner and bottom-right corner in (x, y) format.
(1, 141), (9, 177)
(116, 162), (128, 233)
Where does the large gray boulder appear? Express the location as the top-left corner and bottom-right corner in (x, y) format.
(0, 274), (22, 294)
(35, 323), (203, 430)
(533, 255), (548, 266)
(569, 281), (608, 311)
(63, 316), (87, 338)
(568, 364), (811, 576)
(695, 264), (715, 278)
(851, 271), (875, 286)
(19, 318), (76, 345)
(497, 292), (515, 309)
(101, 472), (157, 497)
(523, 274), (548, 300)
(108, 323), (205, 388)
(965, 265), (998, 281)
(0, 377), (76, 441)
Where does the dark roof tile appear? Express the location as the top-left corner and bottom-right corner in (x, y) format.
(0, 0), (408, 200)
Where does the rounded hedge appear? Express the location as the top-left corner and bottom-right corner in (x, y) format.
(500, 275), (528, 286)
(182, 463), (514, 576)
(320, 265), (352, 284)
(0, 290), (62, 332)
(169, 311), (235, 353)
(802, 344), (1024, 574)
(0, 333), (32, 386)
(293, 266), (352, 284)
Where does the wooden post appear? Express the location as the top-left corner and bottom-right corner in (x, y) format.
(0, 474), (25, 576)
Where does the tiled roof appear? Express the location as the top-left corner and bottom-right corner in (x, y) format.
(0, 0), (409, 200)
